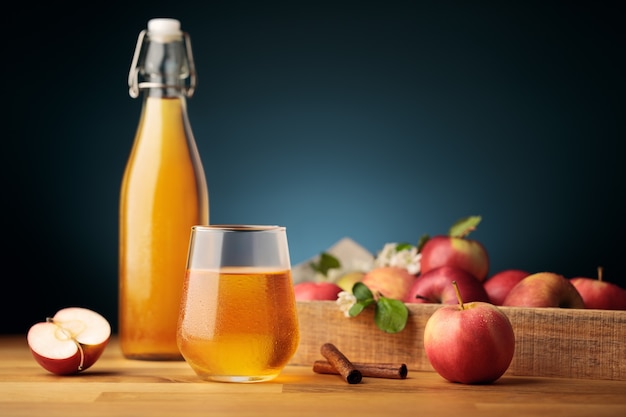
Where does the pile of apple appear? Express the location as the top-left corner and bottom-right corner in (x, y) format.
(294, 216), (626, 311)
(372, 221), (625, 310)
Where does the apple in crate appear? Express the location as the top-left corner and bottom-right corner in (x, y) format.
(420, 216), (489, 282)
(423, 282), (515, 384)
(405, 266), (490, 304)
(483, 269), (530, 306)
(294, 281), (344, 301)
(335, 271), (365, 292)
(360, 266), (416, 300)
(27, 307), (111, 375)
(502, 272), (585, 308)
(570, 267), (626, 310)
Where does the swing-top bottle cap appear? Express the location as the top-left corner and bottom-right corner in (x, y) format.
(128, 17), (196, 98)
(147, 18), (183, 42)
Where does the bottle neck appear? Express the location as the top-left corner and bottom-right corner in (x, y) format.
(144, 87), (187, 99)
(128, 28), (196, 99)
(139, 94), (188, 129)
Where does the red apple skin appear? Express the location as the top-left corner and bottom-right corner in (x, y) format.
(360, 266), (417, 300)
(570, 277), (626, 310)
(28, 331), (109, 375)
(424, 301), (515, 384)
(27, 307), (111, 375)
(420, 235), (489, 282)
(293, 281), (343, 301)
(404, 266), (491, 304)
(483, 269), (530, 306)
(502, 272), (585, 308)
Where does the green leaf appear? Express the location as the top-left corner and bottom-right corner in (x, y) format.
(348, 282), (376, 317)
(448, 215), (482, 238)
(395, 242), (413, 252)
(352, 282), (374, 302)
(416, 234), (430, 252)
(343, 283), (409, 333)
(313, 238), (424, 334)
(348, 301), (369, 317)
(309, 252), (341, 277)
(374, 297), (409, 333)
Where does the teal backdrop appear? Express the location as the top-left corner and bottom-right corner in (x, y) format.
(4, 1), (624, 333)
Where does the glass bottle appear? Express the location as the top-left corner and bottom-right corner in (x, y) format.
(119, 18), (209, 360)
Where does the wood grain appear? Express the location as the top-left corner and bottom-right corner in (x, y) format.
(292, 301), (626, 380)
(1, 335), (625, 417)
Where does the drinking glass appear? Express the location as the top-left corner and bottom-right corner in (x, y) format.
(177, 225), (300, 382)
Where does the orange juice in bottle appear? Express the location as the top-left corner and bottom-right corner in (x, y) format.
(119, 18), (209, 360)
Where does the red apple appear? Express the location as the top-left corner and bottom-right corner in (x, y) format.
(570, 267), (626, 310)
(423, 282), (515, 384)
(404, 266), (490, 304)
(502, 272), (585, 308)
(483, 269), (530, 306)
(360, 266), (417, 300)
(420, 216), (489, 282)
(294, 281), (344, 301)
(27, 307), (111, 375)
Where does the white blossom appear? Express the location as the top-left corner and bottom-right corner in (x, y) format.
(374, 242), (421, 275)
(336, 291), (357, 317)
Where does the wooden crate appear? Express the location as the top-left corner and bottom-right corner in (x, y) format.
(290, 301), (626, 381)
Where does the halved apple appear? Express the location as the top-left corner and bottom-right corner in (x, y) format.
(26, 307), (111, 375)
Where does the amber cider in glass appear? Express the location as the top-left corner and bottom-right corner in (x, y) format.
(177, 267), (300, 382)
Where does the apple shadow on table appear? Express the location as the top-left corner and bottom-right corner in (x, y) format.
(484, 376), (544, 387)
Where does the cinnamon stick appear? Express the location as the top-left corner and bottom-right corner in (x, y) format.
(313, 360), (408, 379)
(320, 343), (362, 384)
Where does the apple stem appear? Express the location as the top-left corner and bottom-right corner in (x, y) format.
(452, 280), (465, 310)
(597, 266), (603, 282)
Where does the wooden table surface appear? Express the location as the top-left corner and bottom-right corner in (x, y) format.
(1, 335), (625, 417)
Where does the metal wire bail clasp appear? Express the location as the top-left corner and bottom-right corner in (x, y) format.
(127, 29), (197, 99)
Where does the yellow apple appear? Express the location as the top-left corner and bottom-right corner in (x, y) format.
(335, 271), (365, 292)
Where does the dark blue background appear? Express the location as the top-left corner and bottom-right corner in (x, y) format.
(4, 1), (624, 333)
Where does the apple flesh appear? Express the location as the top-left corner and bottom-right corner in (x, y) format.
(293, 281), (344, 301)
(359, 266), (417, 300)
(483, 269), (530, 306)
(570, 267), (626, 310)
(423, 283), (515, 384)
(420, 235), (489, 282)
(405, 266), (490, 304)
(502, 272), (585, 308)
(27, 307), (111, 375)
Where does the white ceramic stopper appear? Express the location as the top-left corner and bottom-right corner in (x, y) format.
(147, 18), (183, 41)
